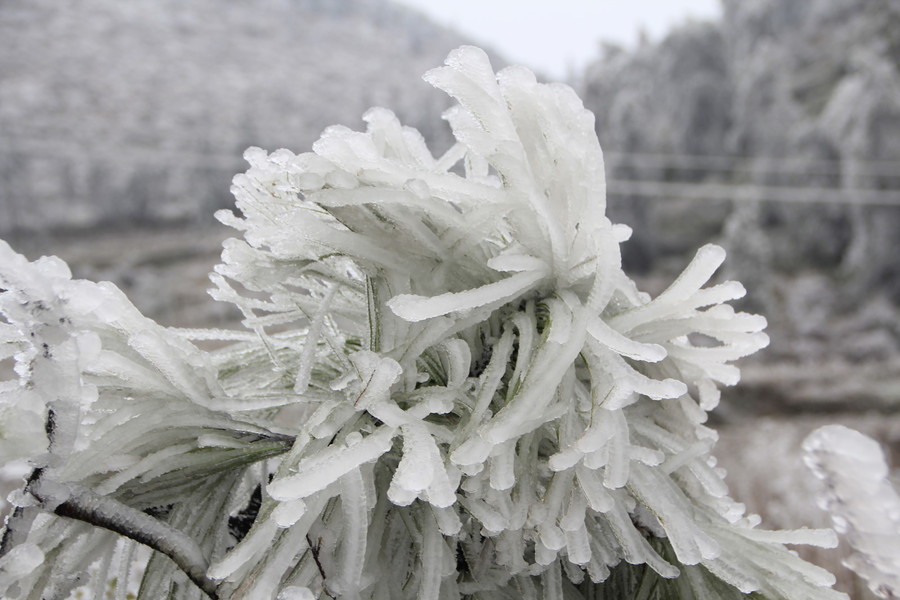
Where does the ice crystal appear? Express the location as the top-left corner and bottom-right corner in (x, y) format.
(0, 46), (845, 599)
(804, 425), (900, 599)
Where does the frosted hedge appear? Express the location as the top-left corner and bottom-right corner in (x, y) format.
(0, 46), (845, 599)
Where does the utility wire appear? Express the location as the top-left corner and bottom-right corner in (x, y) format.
(2, 139), (899, 206)
(4, 139), (900, 175)
(608, 179), (900, 207)
(605, 151), (900, 177)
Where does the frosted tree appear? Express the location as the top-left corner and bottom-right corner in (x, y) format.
(1, 46), (845, 599)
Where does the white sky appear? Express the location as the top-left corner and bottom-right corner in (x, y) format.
(396, 0), (722, 79)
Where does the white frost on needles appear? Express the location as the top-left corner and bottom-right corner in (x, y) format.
(804, 425), (900, 599)
(206, 46), (844, 599)
(0, 46), (847, 599)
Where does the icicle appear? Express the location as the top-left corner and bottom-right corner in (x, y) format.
(699, 548), (763, 594)
(602, 409), (630, 489)
(489, 440), (517, 491)
(482, 302), (588, 445)
(603, 503), (679, 578)
(539, 524), (566, 552)
(460, 497), (507, 534)
(559, 489), (588, 533)
(588, 316), (666, 362)
(390, 423), (437, 504)
(547, 447), (583, 472)
(95, 444), (193, 495)
(268, 427), (395, 501)
(627, 463), (720, 564)
(486, 252), (547, 273)
(455, 325), (514, 441)
(436, 338), (472, 388)
(387, 269), (546, 323)
(565, 525), (592, 566)
(126, 329), (220, 405)
(294, 285), (339, 394)
(243, 511), (320, 600)
(418, 511), (446, 600)
(649, 245), (726, 305)
(432, 506), (462, 536)
(338, 468), (369, 597)
(576, 465), (614, 512)
(534, 540), (558, 567)
(540, 560), (563, 600)
(423, 452), (458, 509)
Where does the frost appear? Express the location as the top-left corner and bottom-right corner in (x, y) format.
(267, 427), (395, 501)
(273, 499), (308, 528)
(0, 543), (44, 578)
(0, 45), (848, 600)
(277, 587), (316, 600)
(346, 350), (403, 410)
(804, 425), (900, 599)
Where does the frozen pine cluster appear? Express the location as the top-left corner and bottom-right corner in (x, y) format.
(1, 47), (846, 599)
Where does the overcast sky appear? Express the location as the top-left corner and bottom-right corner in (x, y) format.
(396, 0), (722, 79)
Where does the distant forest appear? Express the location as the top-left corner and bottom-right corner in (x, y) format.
(0, 0), (483, 233)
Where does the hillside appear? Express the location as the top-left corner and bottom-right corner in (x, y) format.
(581, 0), (900, 374)
(0, 0), (491, 235)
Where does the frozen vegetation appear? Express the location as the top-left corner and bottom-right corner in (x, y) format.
(2, 0), (899, 597)
(580, 0), (900, 374)
(0, 45), (863, 600)
(3, 0), (898, 383)
(0, 0), (483, 235)
(804, 426), (900, 599)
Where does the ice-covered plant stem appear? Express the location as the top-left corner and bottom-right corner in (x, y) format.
(1, 46), (846, 599)
(804, 425), (900, 599)
(29, 471), (220, 599)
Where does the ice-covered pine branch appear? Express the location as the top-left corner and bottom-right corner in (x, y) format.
(804, 425), (900, 599)
(0, 240), (291, 599)
(1, 45), (846, 599)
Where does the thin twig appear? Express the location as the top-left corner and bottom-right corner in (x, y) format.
(31, 477), (221, 600)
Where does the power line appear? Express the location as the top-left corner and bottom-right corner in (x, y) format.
(608, 179), (900, 207)
(605, 151), (900, 177)
(1, 139), (899, 207)
(2, 180), (896, 210)
(3, 139), (900, 175)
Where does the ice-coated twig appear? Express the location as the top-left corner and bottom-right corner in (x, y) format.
(29, 475), (220, 600)
(804, 425), (900, 599)
(42, 480), (219, 598)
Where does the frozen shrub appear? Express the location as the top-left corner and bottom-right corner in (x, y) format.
(0, 46), (844, 599)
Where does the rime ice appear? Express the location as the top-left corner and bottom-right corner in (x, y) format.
(805, 425), (900, 599)
(0, 47), (848, 599)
